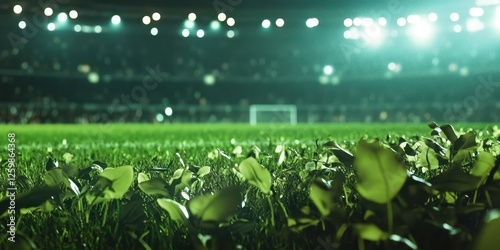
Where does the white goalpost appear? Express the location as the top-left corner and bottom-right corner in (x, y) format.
(249, 105), (297, 125)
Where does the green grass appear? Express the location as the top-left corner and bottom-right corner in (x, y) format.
(0, 123), (499, 250)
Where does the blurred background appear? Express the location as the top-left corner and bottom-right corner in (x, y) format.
(1, 0), (499, 124)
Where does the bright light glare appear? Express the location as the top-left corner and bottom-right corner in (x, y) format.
(94, 25), (102, 33)
(210, 20), (220, 30)
(182, 29), (190, 37)
(218, 13), (227, 22)
(143, 16), (151, 25)
(469, 7), (484, 17)
(323, 65), (334, 75)
(204, 74), (215, 85)
(152, 12), (161, 21)
(188, 13), (196, 21)
(18, 21), (26, 29)
(197, 29), (205, 38)
(454, 24), (462, 33)
(363, 25), (384, 46)
(151, 27), (158, 36)
(344, 18), (353, 27)
(428, 13), (438, 22)
(262, 19), (271, 28)
(227, 30), (235, 38)
(47, 23), (56, 31)
(466, 18), (484, 32)
(58, 13), (68, 22)
(276, 18), (284, 27)
(184, 20), (195, 29)
(306, 18), (319, 28)
(13, 5), (22, 14)
(111, 15), (121, 25)
(388, 62), (396, 71)
(408, 22), (433, 44)
(450, 13), (460, 22)
(353, 17), (362, 26)
(407, 14), (421, 24)
(397, 17), (407, 26)
(74, 25), (82, 32)
(227, 17), (235, 26)
(69, 10), (78, 19)
(156, 114), (164, 122)
(44, 7), (53, 17)
(378, 17), (387, 26)
(165, 107), (173, 116)
(361, 18), (373, 27)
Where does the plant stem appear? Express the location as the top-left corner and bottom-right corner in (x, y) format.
(267, 195), (275, 227)
(387, 201), (393, 233)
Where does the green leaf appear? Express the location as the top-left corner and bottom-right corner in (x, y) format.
(429, 167), (482, 192)
(353, 223), (388, 241)
(188, 186), (242, 222)
(440, 124), (459, 143)
(138, 177), (170, 197)
(475, 217), (500, 250)
(354, 140), (407, 204)
(86, 165), (134, 203)
(470, 152), (496, 186)
(157, 198), (189, 224)
(309, 177), (344, 216)
(45, 168), (80, 196)
(238, 157), (272, 194)
(197, 166), (211, 178)
(452, 131), (478, 163)
(324, 141), (354, 166)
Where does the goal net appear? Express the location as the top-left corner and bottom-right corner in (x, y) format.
(249, 105), (297, 125)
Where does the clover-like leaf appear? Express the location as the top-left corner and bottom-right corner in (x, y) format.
(189, 186), (242, 222)
(470, 152), (496, 186)
(239, 157), (272, 194)
(86, 165), (134, 204)
(157, 198), (189, 224)
(354, 140), (407, 204)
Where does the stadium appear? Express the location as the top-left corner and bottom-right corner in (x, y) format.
(1, 0), (500, 249)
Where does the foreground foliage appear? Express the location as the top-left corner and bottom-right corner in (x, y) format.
(1, 123), (500, 249)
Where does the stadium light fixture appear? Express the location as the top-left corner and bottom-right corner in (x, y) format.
(227, 17), (235, 26)
(156, 114), (164, 122)
(18, 21), (26, 29)
(378, 17), (387, 26)
(262, 19), (271, 28)
(74, 25), (82, 32)
(323, 65), (334, 75)
(218, 13), (226, 22)
(344, 18), (353, 27)
(276, 18), (284, 27)
(343, 30), (351, 39)
(165, 107), (173, 116)
(188, 13), (197, 21)
(454, 24), (462, 32)
(227, 30), (235, 38)
(69, 10), (78, 19)
(13, 5), (22, 14)
(353, 17), (362, 26)
(94, 25), (102, 33)
(450, 13), (460, 22)
(111, 15), (121, 25)
(47, 23), (56, 31)
(428, 13), (438, 22)
(182, 29), (190, 37)
(306, 18), (319, 28)
(197, 29), (205, 38)
(44, 7), (53, 17)
(151, 27), (158, 36)
(58, 13), (68, 22)
(203, 74), (215, 85)
(397, 17), (407, 26)
(466, 18), (484, 32)
(407, 14), (421, 24)
(152, 12), (161, 21)
(143, 16), (151, 25)
(469, 7), (484, 17)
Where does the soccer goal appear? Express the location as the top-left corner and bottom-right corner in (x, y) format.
(249, 105), (297, 125)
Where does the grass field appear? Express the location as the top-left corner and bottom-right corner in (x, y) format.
(0, 123), (499, 250)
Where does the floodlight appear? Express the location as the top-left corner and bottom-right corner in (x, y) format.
(188, 13), (196, 21)
(469, 7), (484, 17)
(182, 29), (190, 37)
(378, 17), (387, 26)
(18, 21), (26, 29)
(428, 13), (438, 22)
(47, 23), (56, 31)
(151, 27), (158, 36)
(165, 107), (173, 116)
(397, 17), (407, 26)
(227, 30), (235, 38)
(227, 17), (235, 26)
(152, 12), (161, 21)
(143, 16), (151, 25)
(323, 65), (334, 75)
(450, 13), (459, 22)
(58, 13), (68, 22)
(111, 15), (121, 25)
(262, 19), (271, 28)
(44, 7), (53, 16)
(210, 20), (221, 30)
(466, 18), (484, 32)
(94, 25), (102, 33)
(218, 13), (226, 22)
(13, 5), (22, 14)
(197, 29), (205, 38)
(344, 18), (353, 27)
(69, 10), (78, 19)
(276, 18), (284, 27)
